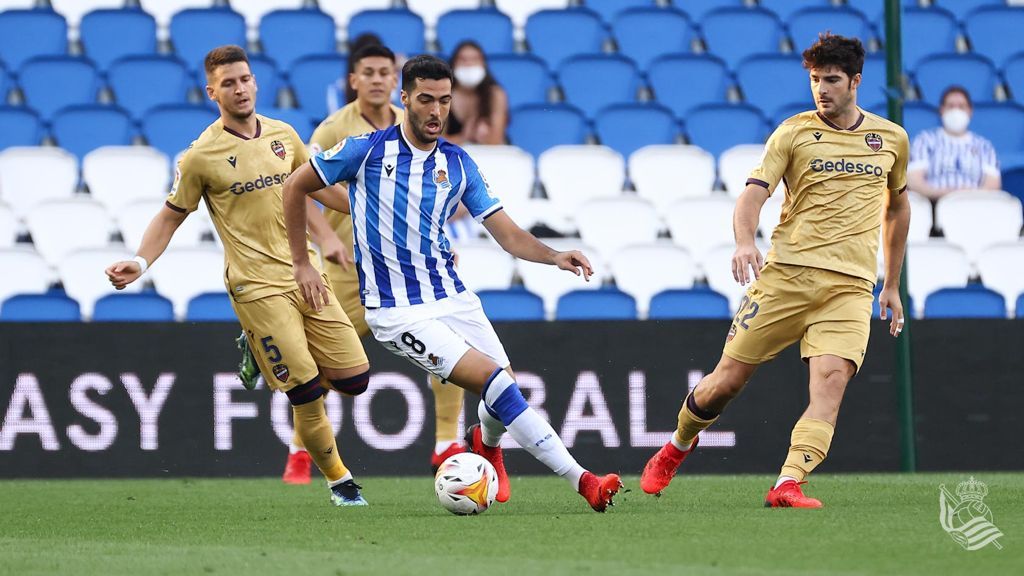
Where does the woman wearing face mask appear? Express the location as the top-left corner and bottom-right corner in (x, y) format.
(907, 86), (1001, 200)
(445, 41), (509, 145)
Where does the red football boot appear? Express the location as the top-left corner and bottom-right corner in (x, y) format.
(578, 471), (623, 512)
(764, 480), (823, 508)
(282, 450), (312, 485)
(464, 424), (510, 502)
(640, 435), (700, 495)
(430, 441), (466, 474)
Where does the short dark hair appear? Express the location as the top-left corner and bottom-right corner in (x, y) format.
(801, 33), (865, 81)
(940, 85), (973, 109)
(204, 45), (249, 77)
(351, 44), (396, 69)
(402, 54), (454, 93)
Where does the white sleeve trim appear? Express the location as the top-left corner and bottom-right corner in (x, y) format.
(474, 203), (503, 223)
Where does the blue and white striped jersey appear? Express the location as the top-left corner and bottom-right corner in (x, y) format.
(310, 124), (502, 308)
(909, 128), (999, 190)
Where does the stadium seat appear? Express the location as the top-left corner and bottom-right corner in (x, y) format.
(0, 63), (9, 101)
(148, 246), (225, 319)
(51, 105), (134, 161)
(192, 54), (281, 110)
(905, 241), (970, 318)
(906, 191), (935, 242)
(347, 10), (424, 57)
(18, 56), (99, 120)
(80, 8), (157, 71)
(525, 9), (606, 71)
(0, 248), (55, 305)
(1002, 163), (1024, 215)
(0, 107), (42, 151)
(507, 104), (588, 158)
(436, 9), (514, 56)
(264, 108), (313, 142)
(594, 103), (679, 158)
(48, 0), (124, 30)
(26, 198), (113, 265)
(914, 53), (998, 107)
(556, 288), (637, 320)
(92, 292), (175, 322)
(787, 7), (874, 54)
(701, 242), (769, 311)
(760, 0), (831, 22)
(902, 101), (939, 138)
(108, 55), (192, 120)
(665, 197), (736, 265)
(970, 103), (1024, 157)
(648, 288), (731, 320)
(488, 54), (552, 110)
(493, 0), (569, 28)
(611, 244), (697, 318)
(137, 0), (217, 28)
(0, 204), (16, 248)
(720, 144), (783, 198)
(290, 54), (345, 121)
(699, 7), (783, 70)
(759, 192), (785, 238)
(856, 57), (890, 109)
(675, 0), (743, 23)
(629, 145), (716, 207)
(558, 54), (639, 119)
(574, 197), (662, 262)
(83, 146), (170, 212)
(924, 286), (1006, 318)
(685, 103), (769, 159)
(537, 145), (625, 213)
(142, 104), (217, 159)
(448, 240), (515, 292)
(0, 292), (80, 322)
(647, 54), (730, 119)
(612, 7), (693, 72)
(170, 8), (247, 73)
(518, 238), (606, 316)
(897, 7), (959, 72)
(584, 0), (653, 24)
(118, 199), (212, 252)
(1018, 294), (1024, 318)
(0, 9), (67, 71)
(460, 144), (535, 205)
(477, 288), (546, 321)
(736, 55), (810, 121)
(935, 190), (1024, 265)
(59, 247), (141, 319)
(0, 147), (78, 217)
(404, 0), (480, 29)
(230, 0), (304, 29)
(259, 9), (337, 71)
(1004, 53), (1024, 104)
(976, 242), (1024, 316)
(186, 291), (236, 321)
(933, 0), (1004, 23)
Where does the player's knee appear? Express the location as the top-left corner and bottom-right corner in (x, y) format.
(286, 376), (327, 405)
(328, 369), (371, 396)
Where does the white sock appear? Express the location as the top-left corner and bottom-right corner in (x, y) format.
(328, 471), (353, 488)
(670, 435), (694, 452)
(775, 475), (798, 489)
(476, 400), (506, 447)
(289, 442), (304, 454)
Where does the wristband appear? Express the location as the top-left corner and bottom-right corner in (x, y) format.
(132, 255), (149, 274)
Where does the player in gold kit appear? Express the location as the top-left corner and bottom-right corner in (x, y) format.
(640, 34), (912, 507)
(105, 46), (371, 506)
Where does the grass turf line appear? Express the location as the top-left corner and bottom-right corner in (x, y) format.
(0, 473), (1020, 576)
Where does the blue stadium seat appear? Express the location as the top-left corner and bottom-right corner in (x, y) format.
(736, 55), (808, 120)
(932, 0), (1003, 23)
(902, 101), (940, 138)
(1, 293), (80, 322)
(170, 8), (247, 73)
(648, 54), (730, 118)
(648, 289), (731, 320)
(677, 0), (744, 23)
(436, 9), (514, 56)
(1018, 293), (1024, 318)
(858, 57), (889, 107)
(611, 7), (694, 72)
(0, 9), (67, 71)
(142, 104), (218, 159)
(788, 7), (875, 55)
(685, 103), (769, 159)
(347, 9), (424, 57)
(1003, 53), (1024, 104)
(965, 7), (1024, 70)
(594, 103), (678, 158)
(489, 54), (552, 110)
(0, 106), (42, 150)
(477, 288), (545, 321)
(507, 103), (588, 158)
(290, 54), (345, 121)
(93, 292), (175, 321)
(970, 102), (1024, 157)
(772, 102), (812, 127)
(266, 108), (314, 143)
(525, 9), (606, 71)
(556, 289), (637, 320)
(585, 0), (654, 24)
(260, 9), (337, 71)
(51, 105), (133, 160)
(108, 55), (191, 119)
(898, 7), (959, 71)
(18, 56), (99, 120)
(700, 7), (783, 70)
(846, 0), (921, 25)
(80, 8), (157, 71)
(0, 63), (8, 98)
(186, 292), (237, 322)
(1001, 165), (1024, 214)
(924, 286), (1006, 318)
(558, 54), (639, 119)
(760, 0), (831, 22)
(914, 53), (998, 106)
(194, 54), (281, 110)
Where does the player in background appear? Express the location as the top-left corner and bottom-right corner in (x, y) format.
(282, 55), (623, 512)
(640, 33), (911, 507)
(104, 45), (372, 507)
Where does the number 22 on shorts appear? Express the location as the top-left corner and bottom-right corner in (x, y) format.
(733, 296), (760, 330)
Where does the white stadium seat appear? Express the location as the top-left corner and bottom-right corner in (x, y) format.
(0, 248), (54, 304)
(461, 144), (535, 205)
(26, 198), (114, 265)
(117, 199), (213, 251)
(406, 0), (480, 28)
(517, 238), (606, 317)
(450, 240), (515, 292)
(906, 190), (934, 242)
(719, 144), (784, 198)
(148, 246), (226, 319)
(664, 196), (736, 265)
(611, 243), (697, 318)
(319, 0), (394, 29)
(905, 241), (970, 318)
(49, 0), (125, 29)
(935, 190), (1023, 266)
(538, 145), (626, 214)
(59, 247), (141, 319)
(231, 0), (305, 29)
(574, 196), (663, 262)
(758, 192), (784, 239)
(0, 147), (79, 218)
(0, 204), (19, 248)
(138, 0), (215, 28)
(83, 146), (171, 212)
(976, 242), (1024, 316)
(629, 145), (716, 208)
(494, 0), (568, 28)
(701, 241), (770, 312)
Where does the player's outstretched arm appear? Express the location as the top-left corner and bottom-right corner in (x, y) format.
(483, 210), (593, 281)
(283, 162), (333, 311)
(732, 183), (770, 285)
(879, 187), (911, 337)
(105, 205), (187, 289)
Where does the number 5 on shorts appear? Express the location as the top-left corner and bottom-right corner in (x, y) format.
(261, 335), (282, 363)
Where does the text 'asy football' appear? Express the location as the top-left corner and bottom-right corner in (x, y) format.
(434, 452), (499, 515)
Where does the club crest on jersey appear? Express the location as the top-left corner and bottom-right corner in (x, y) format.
(272, 364), (289, 383)
(865, 132), (883, 152)
(434, 168), (452, 190)
(271, 140), (286, 159)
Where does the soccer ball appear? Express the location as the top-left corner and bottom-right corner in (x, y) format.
(434, 452), (498, 515)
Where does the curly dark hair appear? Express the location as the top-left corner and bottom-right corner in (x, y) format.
(801, 32), (865, 82)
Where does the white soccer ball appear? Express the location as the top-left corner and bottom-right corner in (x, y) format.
(434, 452), (499, 515)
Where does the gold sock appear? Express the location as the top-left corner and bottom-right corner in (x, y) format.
(431, 375), (464, 444)
(780, 417), (835, 481)
(291, 428), (304, 451)
(674, 392), (718, 447)
(292, 397), (347, 482)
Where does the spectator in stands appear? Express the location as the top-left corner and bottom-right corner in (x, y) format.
(444, 41), (508, 145)
(908, 86), (1000, 200)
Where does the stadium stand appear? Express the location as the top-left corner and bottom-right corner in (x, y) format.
(477, 288), (546, 322)
(436, 9), (514, 56)
(574, 197), (662, 263)
(914, 53), (999, 106)
(405, 0), (480, 29)
(185, 292), (236, 321)
(556, 289), (637, 320)
(0, 248), (54, 305)
(18, 56), (99, 120)
(664, 197), (736, 267)
(59, 247), (144, 320)
(493, 0), (568, 29)
(259, 8), (338, 71)
(0, 205), (16, 248)
(558, 54), (639, 119)
(525, 8), (605, 70)
(83, 146), (170, 212)
(0, 147), (78, 218)
(51, 105), (134, 161)
(976, 242), (1024, 316)
(933, 0), (1005, 23)
(231, 0), (305, 30)
(137, 0), (215, 28)
(594, 103), (678, 158)
(507, 104), (588, 158)
(108, 55), (192, 120)
(26, 198), (113, 265)
(170, 8), (247, 74)
(924, 286), (1007, 319)
(787, 6), (875, 55)
(648, 54), (731, 119)
(611, 6), (693, 72)
(518, 239), (606, 317)
(935, 190), (1024, 267)
(906, 242), (971, 318)
(92, 292), (176, 322)
(148, 246), (226, 319)
(347, 9), (425, 57)
(970, 103), (1024, 157)
(141, 104), (217, 159)
(648, 288), (732, 320)
(449, 241), (516, 292)
(610, 244), (698, 319)
(899, 6), (959, 71)
(0, 107), (43, 151)
(488, 53), (552, 110)
(0, 292), (81, 322)
(736, 55), (810, 121)
(584, 0), (653, 24)
(289, 53), (346, 121)
(0, 8), (67, 70)
(537, 145), (625, 213)
(699, 7), (783, 70)
(48, 0), (123, 31)
(685, 103), (768, 158)
(629, 145), (716, 206)
(117, 199), (212, 252)
(318, 0), (393, 30)
(80, 8), (158, 71)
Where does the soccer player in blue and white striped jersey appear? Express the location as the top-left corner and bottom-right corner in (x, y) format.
(281, 55), (623, 512)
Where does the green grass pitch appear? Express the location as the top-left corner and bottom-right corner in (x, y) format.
(1, 473), (1021, 575)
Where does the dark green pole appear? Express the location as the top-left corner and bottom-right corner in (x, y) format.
(884, 0), (917, 472)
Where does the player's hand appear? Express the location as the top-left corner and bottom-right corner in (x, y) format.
(105, 260), (142, 290)
(878, 284), (905, 337)
(321, 234), (352, 272)
(732, 243), (764, 285)
(294, 261), (330, 312)
(553, 250), (593, 281)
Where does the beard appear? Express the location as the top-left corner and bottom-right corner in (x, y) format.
(408, 110), (445, 144)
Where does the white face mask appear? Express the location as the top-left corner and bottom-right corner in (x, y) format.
(942, 108), (970, 134)
(454, 65), (486, 88)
